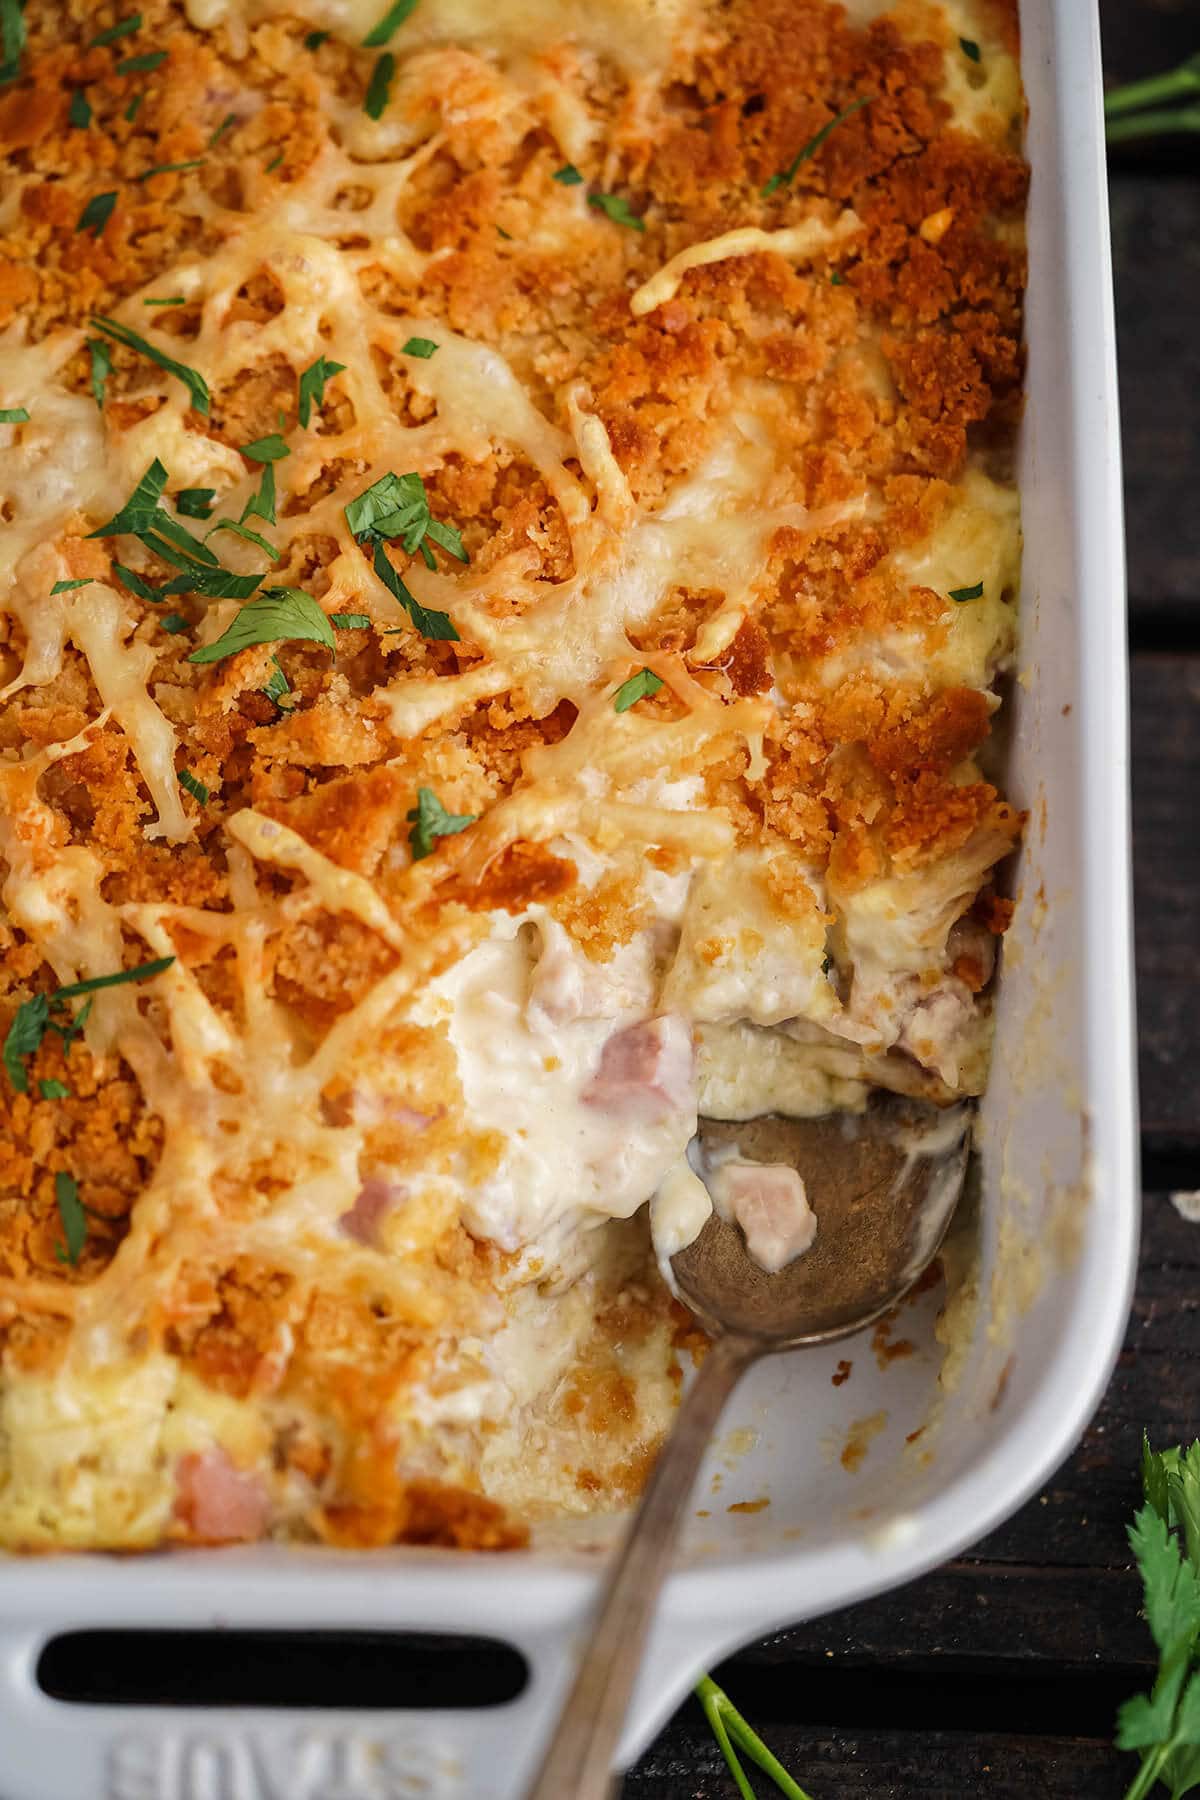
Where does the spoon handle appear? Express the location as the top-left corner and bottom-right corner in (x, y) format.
(525, 1331), (758, 1800)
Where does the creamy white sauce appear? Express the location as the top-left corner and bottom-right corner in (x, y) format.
(414, 911), (696, 1253)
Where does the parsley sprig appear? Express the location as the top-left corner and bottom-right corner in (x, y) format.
(1117, 1436), (1200, 1798)
(345, 472), (464, 640)
(3, 957), (175, 1094)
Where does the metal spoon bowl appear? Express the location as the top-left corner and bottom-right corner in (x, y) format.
(525, 1095), (972, 1800)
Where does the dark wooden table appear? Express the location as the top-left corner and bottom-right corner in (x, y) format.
(627, 4), (1200, 1792)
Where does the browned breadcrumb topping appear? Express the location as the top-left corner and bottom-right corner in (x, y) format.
(0, 0), (1025, 1549)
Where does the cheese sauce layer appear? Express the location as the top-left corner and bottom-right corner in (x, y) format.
(0, 0), (1025, 1550)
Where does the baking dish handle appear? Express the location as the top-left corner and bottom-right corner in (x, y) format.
(0, 1607), (738, 1800)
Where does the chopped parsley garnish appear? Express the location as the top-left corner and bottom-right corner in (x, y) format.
(400, 337), (437, 359)
(137, 157), (204, 181)
(163, 562), (265, 600)
(949, 581), (984, 602)
(143, 295), (186, 306)
(88, 316), (210, 415)
(161, 611), (189, 633)
(406, 787), (475, 861)
(77, 192), (118, 238)
(264, 151), (284, 173)
(495, 225), (513, 241)
(188, 587), (336, 665)
(90, 460), (221, 570)
(830, 270), (846, 285)
(209, 112), (236, 146)
(3, 997), (51, 1092)
(0, 0), (26, 84)
(372, 543), (457, 640)
(762, 94), (872, 197)
(3, 957), (175, 1093)
(297, 355), (346, 426)
(69, 90), (92, 129)
(242, 463), (277, 529)
(588, 192), (645, 231)
(345, 471), (467, 569)
(175, 487), (215, 519)
(262, 656), (292, 708)
(90, 460), (264, 603)
(124, 93), (143, 122)
(241, 433), (289, 463)
(117, 50), (166, 74)
(178, 768), (209, 805)
(86, 337), (112, 410)
(0, 406), (28, 423)
(362, 0), (417, 47)
(55, 1172), (87, 1267)
(50, 578), (92, 594)
(56, 998), (92, 1055)
(821, 954), (834, 976)
(304, 30), (329, 49)
(960, 37), (982, 62)
(613, 667), (664, 712)
(345, 472), (464, 641)
(90, 14), (142, 47)
(113, 563), (169, 603)
(235, 437), (288, 531)
(208, 517), (279, 560)
(553, 163), (584, 186)
(38, 1079), (71, 1101)
(330, 612), (370, 629)
(364, 52), (394, 119)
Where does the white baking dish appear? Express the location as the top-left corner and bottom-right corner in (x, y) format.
(0, 3), (1136, 1795)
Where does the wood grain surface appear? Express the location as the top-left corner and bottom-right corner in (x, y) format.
(629, 2), (1200, 1792)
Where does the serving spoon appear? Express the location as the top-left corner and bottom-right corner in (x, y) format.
(525, 1095), (972, 1800)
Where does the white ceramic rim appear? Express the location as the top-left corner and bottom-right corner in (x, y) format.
(0, 4), (1137, 1795)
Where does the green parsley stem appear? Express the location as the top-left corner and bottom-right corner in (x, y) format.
(696, 1676), (816, 1800)
(1123, 1745), (1168, 1800)
(1105, 105), (1200, 144)
(1105, 56), (1200, 120)
(697, 1680), (760, 1800)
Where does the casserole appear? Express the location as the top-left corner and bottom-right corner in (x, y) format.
(0, 0), (1135, 1795)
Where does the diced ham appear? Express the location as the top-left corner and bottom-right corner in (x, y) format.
(339, 1175), (403, 1245)
(582, 1015), (695, 1123)
(709, 1160), (817, 1274)
(174, 1449), (270, 1544)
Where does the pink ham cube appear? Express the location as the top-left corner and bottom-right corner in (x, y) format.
(582, 1015), (695, 1123)
(339, 1175), (402, 1246)
(174, 1449), (270, 1544)
(710, 1160), (817, 1274)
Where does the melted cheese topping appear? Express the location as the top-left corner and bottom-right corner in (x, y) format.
(0, 0), (1025, 1549)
